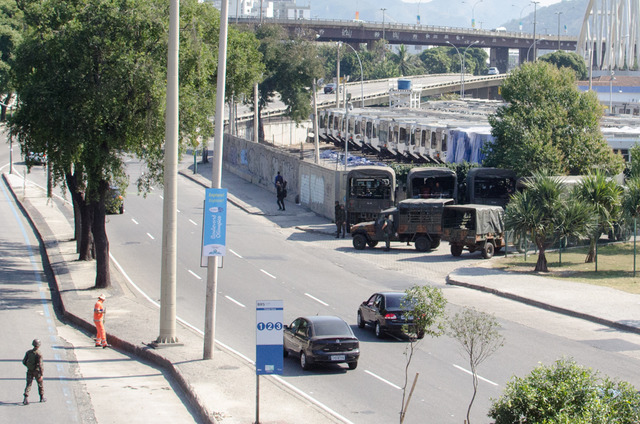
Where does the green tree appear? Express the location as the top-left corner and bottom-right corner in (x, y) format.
(623, 177), (640, 218)
(573, 171), (623, 262)
(0, 0), (23, 120)
(626, 144), (640, 179)
(399, 285), (447, 423)
(419, 47), (453, 74)
(539, 50), (588, 80)
(448, 308), (504, 424)
(391, 44), (414, 76)
(489, 358), (640, 423)
(484, 61), (624, 177)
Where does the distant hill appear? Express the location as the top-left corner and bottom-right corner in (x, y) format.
(311, 0), (587, 36)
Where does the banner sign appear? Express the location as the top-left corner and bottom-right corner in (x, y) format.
(256, 300), (283, 375)
(202, 188), (227, 258)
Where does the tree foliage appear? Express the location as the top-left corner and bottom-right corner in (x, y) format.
(539, 50), (588, 80)
(485, 61), (624, 177)
(489, 358), (640, 424)
(623, 177), (640, 218)
(0, 0), (23, 118)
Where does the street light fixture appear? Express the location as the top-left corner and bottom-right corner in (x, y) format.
(381, 8), (387, 41)
(531, 1), (540, 59)
(527, 37), (545, 61)
(609, 71), (616, 114)
(513, 3), (532, 32)
(462, 40), (479, 98)
(446, 41), (463, 98)
(472, 0), (483, 29)
(342, 42), (365, 108)
(555, 11), (563, 50)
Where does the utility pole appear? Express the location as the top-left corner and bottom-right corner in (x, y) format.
(203, 0), (230, 360)
(555, 11), (563, 50)
(381, 8), (387, 41)
(532, 1), (540, 60)
(156, 0), (180, 347)
(336, 42), (341, 108)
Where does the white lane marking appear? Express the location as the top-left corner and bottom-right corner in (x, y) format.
(305, 292), (329, 306)
(131, 218), (139, 225)
(109, 255), (355, 424)
(189, 219), (198, 226)
(188, 269), (202, 280)
(229, 249), (242, 258)
(159, 194), (163, 199)
(146, 233), (155, 240)
(225, 295), (246, 308)
(453, 364), (499, 386)
(365, 370), (402, 390)
(177, 208), (180, 213)
(260, 269), (276, 279)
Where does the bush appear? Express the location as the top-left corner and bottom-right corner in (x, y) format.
(489, 358), (640, 423)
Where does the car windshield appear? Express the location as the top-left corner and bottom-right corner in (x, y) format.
(313, 319), (351, 336)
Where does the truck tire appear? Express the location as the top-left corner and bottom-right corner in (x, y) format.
(482, 242), (495, 259)
(367, 240), (379, 248)
(451, 244), (464, 257)
(353, 234), (367, 250)
(430, 238), (441, 249)
(414, 236), (431, 252)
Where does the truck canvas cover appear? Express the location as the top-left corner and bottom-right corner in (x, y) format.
(443, 204), (504, 234)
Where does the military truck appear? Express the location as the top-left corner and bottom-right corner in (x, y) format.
(351, 198), (453, 252)
(442, 204), (505, 259)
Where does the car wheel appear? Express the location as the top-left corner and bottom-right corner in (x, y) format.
(375, 322), (384, 339)
(119, 205), (124, 214)
(300, 351), (311, 370)
(482, 242), (495, 259)
(414, 236), (431, 252)
(417, 330), (425, 339)
(451, 244), (463, 257)
(283, 348), (289, 358)
(352, 234), (367, 250)
(367, 240), (378, 248)
(357, 311), (365, 329)
(348, 361), (358, 370)
(430, 238), (441, 249)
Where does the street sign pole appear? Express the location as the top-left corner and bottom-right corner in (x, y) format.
(255, 300), (284, 423)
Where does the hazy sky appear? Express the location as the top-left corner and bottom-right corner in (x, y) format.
(401, 0), (563, 6)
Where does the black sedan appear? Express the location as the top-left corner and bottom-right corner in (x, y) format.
(357, 292), (424, 339)
(283, 315), (359, 371)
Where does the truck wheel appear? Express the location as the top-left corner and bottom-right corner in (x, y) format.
(430, 238), (441, 249)
(367, 240), (379, 248)
(451, 244), (463, 257)
(414, 236), (431, 252)
(482, 242), (495, 259)
(353, 234), (367, 250)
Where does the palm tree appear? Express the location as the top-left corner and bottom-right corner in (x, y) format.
(573, 171), (623, 263)
(392, 44), (413, 76)
(505, 173), (566, 272)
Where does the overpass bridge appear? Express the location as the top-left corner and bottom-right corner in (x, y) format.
(232, 17), (578, 74)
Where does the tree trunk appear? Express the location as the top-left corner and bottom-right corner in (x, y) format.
(585, 237), (597, 263)
(92, 184), (110, 289)
(66, 171), (95, 260)
(201, 145), (208, 163)
(535, 244), (548, 272)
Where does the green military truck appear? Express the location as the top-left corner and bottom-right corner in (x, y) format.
(351, 198), (453, 252)
(442, 204), (505, 259)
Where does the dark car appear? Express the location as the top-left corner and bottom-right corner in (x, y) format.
(105, 186), (124, 215)
(283, 315), (359, 370)
(323, 83), (337, 94)
(357, 292), (424, 339)
(25, 151), (47, 166)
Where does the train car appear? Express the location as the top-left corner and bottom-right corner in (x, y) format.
(406, 167), (458, 202)
(466, 167), (516, 208)
(346, 166), (396, 230)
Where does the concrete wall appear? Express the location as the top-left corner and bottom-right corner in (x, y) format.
(223, 134), (343, 219)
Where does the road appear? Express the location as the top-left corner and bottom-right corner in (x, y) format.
(10, 151), (640, 423)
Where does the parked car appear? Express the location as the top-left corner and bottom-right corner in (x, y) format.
(105, 186), (124, 214)
(488, 67), (499, 75)
(283, 315), (359, 370)
(324, 83), (337, 94)
(442, 204), (505, 258)
(357, 292), (424, 339)
(25, 151), (47, 166)
(351, 198), (453, 251)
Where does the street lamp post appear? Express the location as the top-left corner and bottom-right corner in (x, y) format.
(312, 77), (323, 163)
(555, 11), (563, 50)
(381, 8), (387, 41)
(417, 0), (422, 25)
(462, 41), (479, 97)
(472, 0), (483, 28)
(532, 1), (540, 59)
(446, 41), (463, 98)
(342, 42), (365, 108)
(527, 37), (545, 61)
(514, 3), (532, 32)
(609, 71), (616, 114)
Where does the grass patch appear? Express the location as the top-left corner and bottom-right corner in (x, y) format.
(494, 241), (640, 294)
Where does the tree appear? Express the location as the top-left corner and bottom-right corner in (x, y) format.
(399, 285), (447, 423)
(419, 47), (453, 74)
(573, 171), (623, 262)
(623, 177), (640, 218)
(448, 307), (504, 424)
(626, 144), (640, 179)
(485, 61), (624, 177)
(390, 44), (414, 76)
(0, 0), (23, 120)
(539, 50), (588, 80)
(489, 358), (640, 423)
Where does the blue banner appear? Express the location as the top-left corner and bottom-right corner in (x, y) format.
(202, 188), (227, 257)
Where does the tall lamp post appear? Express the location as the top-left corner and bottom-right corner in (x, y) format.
(472, 0), (483, 28)
(417, 0), (422, 25)
(381, 8), (387, 41)
(609, 71), (616, 114)
(527, 37), (545, 61)
(462, 41), (479, 98)
(555, 11), (563, 50)
(342, 42), (365, 108)
(446, 41), (463, 98)
(514, 3), (532, 31)
(532, 1), (540, 59)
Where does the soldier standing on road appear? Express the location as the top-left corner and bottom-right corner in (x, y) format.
(276, 181), (286, 211)
(381, 214), (394, 251)
(94, 294), (108, 348)
(335, 201), (346, 238)
(22, 339), (45, 405)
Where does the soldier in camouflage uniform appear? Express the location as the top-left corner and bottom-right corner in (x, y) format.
(22, 339), (45, 404)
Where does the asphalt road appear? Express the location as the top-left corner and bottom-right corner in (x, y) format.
(11, 151), (640, 423)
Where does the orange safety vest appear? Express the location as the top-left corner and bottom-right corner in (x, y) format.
(93, 299), (105, 321)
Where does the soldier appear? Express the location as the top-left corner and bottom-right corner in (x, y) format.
(94, 294), (108, 348)
(22, 339), (45, 404)
(335, 201), (346, 238)
(381, 214), (394, 251)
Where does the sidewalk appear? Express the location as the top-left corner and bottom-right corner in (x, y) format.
(7, 157), (640, 424)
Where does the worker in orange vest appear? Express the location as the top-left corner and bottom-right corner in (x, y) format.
(94, 294), (108, 348)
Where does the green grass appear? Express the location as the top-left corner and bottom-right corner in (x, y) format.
(494, 241), (640, 294)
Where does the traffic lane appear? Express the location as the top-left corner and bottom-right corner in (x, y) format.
(0, 178), (92, 423)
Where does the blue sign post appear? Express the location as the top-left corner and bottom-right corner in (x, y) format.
(202, 188), (227, 264)
(255, 300), (283, 423)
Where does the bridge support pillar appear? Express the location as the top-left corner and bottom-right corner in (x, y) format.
(490, 47), (509, 74)
(518, 48), (529, 65)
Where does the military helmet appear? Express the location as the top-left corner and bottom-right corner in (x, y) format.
(32, 339), (41, 347)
